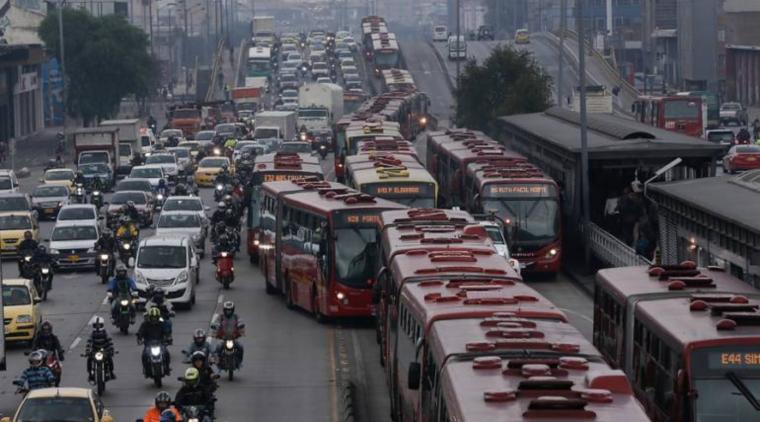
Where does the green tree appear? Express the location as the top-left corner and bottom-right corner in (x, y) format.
(455, 45), (552, 132)
(39, 9), (156, 124)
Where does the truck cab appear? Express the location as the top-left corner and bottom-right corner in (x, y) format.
(447, 35), (466, 60)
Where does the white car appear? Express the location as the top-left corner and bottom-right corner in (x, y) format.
(478, 220), (521, 277)
(129, 165), (166, 189)
(56, 204), (99, 227)
(144, 153), (179, 179)
(339, 57), (355, 68)
(159, 129), (185, 146)
(139, 128), (157, 155)
(343, 36), (357, 51)
(134, 235), (198, 308)
(49, 222), (100, 269)
(167, 147), (193, 174)
(316, 77), (332, 84)
(0, 170), (19, 194)
(155, 211), (207, 256)
(161, 196), (209, 224)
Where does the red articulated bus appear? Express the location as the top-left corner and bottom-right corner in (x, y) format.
(632, 95), (704, 137)
(595, 263), (760, 421)
(417, 317), (651, 421)
(246, 153), (324, 264)
(262, 181), (406, 320)
(464, 160), (562, 274)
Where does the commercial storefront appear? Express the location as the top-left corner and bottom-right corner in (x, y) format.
(0, 44), (45, 141)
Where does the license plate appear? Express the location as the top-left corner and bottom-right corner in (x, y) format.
(68, 255), (79, 262)
(44, 208), (55, 214)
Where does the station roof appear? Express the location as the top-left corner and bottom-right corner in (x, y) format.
(498, 107), (724, 159)
(649, 171), (760, 234)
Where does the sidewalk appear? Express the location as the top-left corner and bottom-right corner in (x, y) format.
(12, 127), (68, 170)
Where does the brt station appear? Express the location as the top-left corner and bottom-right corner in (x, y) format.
(495, 107), (725, 267)
(649, 170), (760, 286)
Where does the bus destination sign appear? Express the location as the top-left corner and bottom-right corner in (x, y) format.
(336, 211), (381, 227)
(486, 183), (556, 198)
(366, 182), (434, 198)
(711, 351), (760, 370)
(256, 172), (321, 183)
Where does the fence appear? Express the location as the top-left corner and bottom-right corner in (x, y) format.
(587, 222), (652, 267)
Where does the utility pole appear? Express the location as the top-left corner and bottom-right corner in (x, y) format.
(149, 0), (154, 56)
(57, 0), (67, 132)
(577, 0), (590, 263)
(557, 0), (566, 107)
(455, 0), (460, 92)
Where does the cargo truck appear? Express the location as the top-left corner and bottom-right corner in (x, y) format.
(253, 111), (296, 141)
(74, 127), (119, 183)
(297, 83), (344, 132)
(99, 118), (140, 175)
(252, 16), (275, 46)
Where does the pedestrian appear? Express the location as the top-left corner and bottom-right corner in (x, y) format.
(603, 189), (620, 234)
(753, 118), (760, 140)
(617, 185), (642, 247)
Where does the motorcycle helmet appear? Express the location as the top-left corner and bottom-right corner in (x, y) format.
(221, 163), (229, 171)
(217, 202), (226, 210)
(223, 195), (233, 205)
(115, 263), (127, 278)
(28, 350), (44, 367)
(174, 184), (187, 195)
(153, 288), (165, 303)
(193, 328), (206, 346)
(183, 367), (200, 386)
(76, 170), (83, 179)
(190, 351), (207, 367)
(41, 320), (52, 335)
(127, 200), (136, 209)
(92, 316), (105, 331)
(23, 231), (32, 240)
(155, 391), (172, 410)
(159, 409), (177, 422)
(222, 300), (235, 317)
(37, 244), (47, 254)
(147, 307), (162, 321)
(101, 229), (112, 239)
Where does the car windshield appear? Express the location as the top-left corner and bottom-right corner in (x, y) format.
(694, 377), (760, 421)
(216, 124), (235, 133)
(58, 207), (95, 220)
(0, 196), (28, 210)
(16, 396), (94, 421)
(52, 225), (97, 241)
(34, 186), (68, 198)
(665, 100), (700, 119)
(280, 143), (312, 153)
(483, 198), (560, 243)
(313, 63), (327, 70)
(282, 91), (297, 98)
(169, 148), (189, 158)
(736, 146), (760, 153)
(145, 155), (175, 164)
(163, 199), (202, 211)
(45, 170), (74, 181)
(298, 109), (328, 118)
(141, 135), (152, 146)
(137, 245), (187, 268)
(131, 168), (162, 179)
(708, 132), (734, 143)
(119, 144), (131, 156)
(0, 215), (30, 230)
(199, 158), (227, 168)
(158, 213), (201, 228)
(235, 142), (256, 151)
(117, 181), (151, 192)
(171, 109), (198, 119)
(161, 129), (183, 137)
(111, 192), (146, 205)
(80, 164), (109, 174)
(3, 285), (31, 306)
(195, 131), (215, 141)
(722, 103), (741, 110)
(334, 226), (378, 288)
(79, 152), (108, 164)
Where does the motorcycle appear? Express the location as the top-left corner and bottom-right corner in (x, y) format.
(180, 404), (214, 422)
(19, 253), (34, 278)
(215, 251), (234, 289)
(91, 190), (103, 210)
(34, 262), (53, 301)
(82, 347), (115, 396)
(141, 340), (168, 388)
(25, 349), (62, 387)
(217, 336), (240, 380)
(98, 252), (113, 284)
(317, 141), (328, 159)
(213, 183), (224, 202)
(116, 237), (136, 267)
(110, 291), (137, 334)
(73, 183), (86, 204)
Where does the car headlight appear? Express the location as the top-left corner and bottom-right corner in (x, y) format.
(545, 248), (558, 258)
(176, 270), (188, 284)
(135, 272), (146, 284)
(189, 418), (199, 422)
(150, 346), (161, 356)
(24, 255), (32, 262)
(16, 315), (32, 323)
(94, 351), (104, 361)
(225, 339), (234, 349)
(49, 249), (59, 255)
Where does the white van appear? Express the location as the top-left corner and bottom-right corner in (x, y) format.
(433, 25), (448, 42)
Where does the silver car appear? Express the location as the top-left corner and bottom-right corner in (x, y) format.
(155, 211), (207, 256)
(31, 186), (68, 220)
(167, 147), (193, 175)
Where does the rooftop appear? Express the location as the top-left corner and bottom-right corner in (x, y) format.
(390, 249), (522, 285)
(649, 171), (760, 233)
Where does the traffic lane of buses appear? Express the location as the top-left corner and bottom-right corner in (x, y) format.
(0, 170), (341, 422)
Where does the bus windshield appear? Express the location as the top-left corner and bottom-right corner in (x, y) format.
(482, 198), (559, 243)
(333, 213), (380, 288)
(664, 100), (700, 119)
(694, 376), (760, 421)
(374, 51), (398, 68)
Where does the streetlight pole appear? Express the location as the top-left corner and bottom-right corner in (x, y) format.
(57, 0), (67, 132)
(577, 0), (590, 263)
(455, 0), (460, 92)
(558, 0), (566, 107)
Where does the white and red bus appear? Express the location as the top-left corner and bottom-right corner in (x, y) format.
(632, 95), (705, 137)
(370, 32), (400, 72)
(464, 160), (562, 274)
(595, 263), (760, 421)
(264, 182), (406, 319)
(246, 153), (323, 264)
(345, 154), (438, 208)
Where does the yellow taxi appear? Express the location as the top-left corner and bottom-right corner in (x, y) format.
(514, 28), (530, 44)
(41, 168), (76, 191)
(0, 211), (39, 255)
(2, 278), (41, 342)
(1, 387), (114, 422)
(194, 156), (234, 186)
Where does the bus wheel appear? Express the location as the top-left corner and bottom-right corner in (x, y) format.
(285, 278), (295, 310)
(312, 288), (325, 323)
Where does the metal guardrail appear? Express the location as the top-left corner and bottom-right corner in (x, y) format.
(587, 222), (652, 267)
(206, 40), (226, 102)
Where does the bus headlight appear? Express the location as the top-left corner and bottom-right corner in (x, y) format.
(419, 116), (428, 125)
(545, 248), (558, 258)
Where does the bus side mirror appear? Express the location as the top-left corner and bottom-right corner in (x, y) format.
(372, 266), (387, 304)
(408, 362), (421, 390)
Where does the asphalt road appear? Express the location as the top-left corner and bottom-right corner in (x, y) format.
(398, 34), (455, 127)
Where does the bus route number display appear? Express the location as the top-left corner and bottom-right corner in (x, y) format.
(487, 184), (555, 197)
(262, 173), (308, 182)
(376, 186), (420, 195)
(710, 351), (760, 369)
(340, 213), (380, 226)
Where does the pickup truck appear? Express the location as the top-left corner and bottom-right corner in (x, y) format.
(719, 102), (748, 126)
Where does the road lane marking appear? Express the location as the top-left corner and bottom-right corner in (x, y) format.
(102, 295), (109, 305)
(69, 336), (81, 350)
(328, 327), (338, 422)
(217, 293), (224, 304)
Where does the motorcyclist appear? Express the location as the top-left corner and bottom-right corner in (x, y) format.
(122, 200), (141, 223)
(223, 194), (241, 221)
(85, 316), (116, 382)
(173, 183), (188, 196)
(174, 368), (214, 416)
(14, 351), (56, 391)
(137, 307), (171, 375)
(212, 232), (235, 264)
(214, 164), (232, 186)
(145, 286), (174, 341)
(107, 264), (137, 323)
(31, 244), (55, 290)
(131, 152), (144, 167)
(147, 115), (158, 132)
(142, 391), (182, 422)
(738, 127), (751, 144)
(31, 321), (64, 362)
(210, 202), (227, 225)
(90, 176), (105, 194)
(157, 178), (168, 198)
(95, 228), (116, 274)
(185, 174), (199, 196)
(73, 170), (85, 186)
(223, 136), (237, 152)
(214, 301), (244, 366)
(17, 231), (38, 275)
(116, 216), (139, 245)
(190, 351), (219, 409)
(184, 329), (213, 361)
